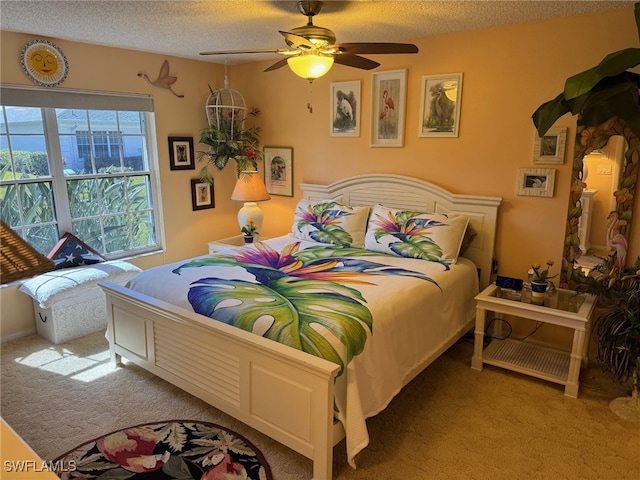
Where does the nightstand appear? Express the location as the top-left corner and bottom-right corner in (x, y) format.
(471, 284), (596, 398)
(208, 235), (264, 254)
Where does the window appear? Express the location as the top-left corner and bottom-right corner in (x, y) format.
(0, 86), (162, 259)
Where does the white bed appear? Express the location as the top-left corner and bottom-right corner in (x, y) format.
(100, 173), (501, 480)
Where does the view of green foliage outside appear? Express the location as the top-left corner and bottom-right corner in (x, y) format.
(0, 105), (158, 257)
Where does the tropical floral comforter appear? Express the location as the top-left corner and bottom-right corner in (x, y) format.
(126, 235), (479, 467)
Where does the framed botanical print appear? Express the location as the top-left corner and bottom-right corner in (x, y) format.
(169, 136), (195, 170)
(371, 69), (407, 147)
(418, 73), (463, 138)
(330, 80), (360, 137)
(264, 146), (293, 197)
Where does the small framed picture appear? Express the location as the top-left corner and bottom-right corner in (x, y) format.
(517, 168), (556, 197)
(169, 136), (195, 170)
(264, 146), (293, 197)
(371, 69), (407, 147)
(330, 80), (360, 137)
(418, 73), (463, 138)
(191, 178), (214, 210)
(533, 127), (567, 164)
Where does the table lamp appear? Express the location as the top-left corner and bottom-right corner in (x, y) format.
(230, 171), (271, 237)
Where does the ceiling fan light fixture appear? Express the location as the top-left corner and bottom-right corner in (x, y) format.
(287, 54), (333, 81)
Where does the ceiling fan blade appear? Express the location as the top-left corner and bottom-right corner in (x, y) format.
(200, 48), (286, 56)
(334, 54), (380, 70)
(264, 57), (290, 72)
(279, 30), (317, 50)
(333, 43), (419, 55)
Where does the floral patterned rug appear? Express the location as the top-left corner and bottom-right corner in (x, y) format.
(53, 420), (272, 479)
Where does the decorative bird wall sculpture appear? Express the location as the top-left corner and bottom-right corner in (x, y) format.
(137, 60), (184, 98)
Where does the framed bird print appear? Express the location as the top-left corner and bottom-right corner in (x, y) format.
(419, 73), (463, 138)
(330, 81), (360, 137)
(371, 70), (406, 147)
(168, 136), (195, 170)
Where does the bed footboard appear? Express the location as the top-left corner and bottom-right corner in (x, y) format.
(100, 281), (342, 480)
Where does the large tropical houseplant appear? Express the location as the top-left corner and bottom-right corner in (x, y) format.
(532, 2), (640, 420)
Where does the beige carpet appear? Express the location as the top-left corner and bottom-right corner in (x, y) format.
(1, 330), (638, 479)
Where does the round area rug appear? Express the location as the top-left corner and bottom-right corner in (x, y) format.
(54, 420), (272, 480)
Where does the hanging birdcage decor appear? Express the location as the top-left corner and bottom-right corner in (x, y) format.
(205, 74), (247, 132)
(199, 70), (262, 180)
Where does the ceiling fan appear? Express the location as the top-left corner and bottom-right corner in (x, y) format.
(199, 1), (419, 81)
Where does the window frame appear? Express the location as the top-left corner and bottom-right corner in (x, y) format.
(0, 84), (165, 260)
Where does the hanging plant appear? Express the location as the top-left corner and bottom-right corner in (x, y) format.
(197, 83), (263, 181)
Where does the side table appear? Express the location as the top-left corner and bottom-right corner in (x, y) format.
(208, 235), (265, 255)
(471, 284), (596, 398)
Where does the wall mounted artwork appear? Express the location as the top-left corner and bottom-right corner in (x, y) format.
(371, 70), (406, 147)
(418, 73), (463, 138)
(517, 167), (556, 197)
(330, 80), (360, 137)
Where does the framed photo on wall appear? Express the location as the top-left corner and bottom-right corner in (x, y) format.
(418, 73), (463, 138)
(264, 146), (293, 197)
(191, 178), (214, 210)
(533, 127), (567, 164)
(330, 80), (360, 137)
(169, 136), (195, 170)
(517, 167), (556, 197)
(371, 69), (407, 147)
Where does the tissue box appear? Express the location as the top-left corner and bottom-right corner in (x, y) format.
(20, 260), (141, 344)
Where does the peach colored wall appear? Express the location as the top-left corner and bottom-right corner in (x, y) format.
(235, 6), (639, 278)
(1, 6), (639, 341)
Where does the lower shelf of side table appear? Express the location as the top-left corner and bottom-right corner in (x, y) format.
(483, 338), (571, 386)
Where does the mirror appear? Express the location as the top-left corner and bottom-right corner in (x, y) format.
(575, 136), (626, 271)
(561, 117), (639, 288)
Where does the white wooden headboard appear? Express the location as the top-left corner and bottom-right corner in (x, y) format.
(299, 174), (502, 289)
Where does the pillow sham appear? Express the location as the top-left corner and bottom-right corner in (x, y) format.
(364, 204), (469, 264)
(292, 199), (370, 248)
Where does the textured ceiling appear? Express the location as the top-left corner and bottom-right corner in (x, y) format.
(1, 0), (635, 65)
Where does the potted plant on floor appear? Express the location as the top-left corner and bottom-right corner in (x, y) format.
(576, 256), (640, 424)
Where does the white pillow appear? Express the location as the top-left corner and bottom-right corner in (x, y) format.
(364, 204), (469, 264)
(20, 260), (141, 308)
(292, 199), (370, 248)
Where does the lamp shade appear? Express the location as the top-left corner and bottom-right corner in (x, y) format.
(287, 54), (334, 81)
(231, 172), (270, 202)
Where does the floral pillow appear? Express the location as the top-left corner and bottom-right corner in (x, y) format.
(292, 199), (370, 248)
(364, 204), (469, 264)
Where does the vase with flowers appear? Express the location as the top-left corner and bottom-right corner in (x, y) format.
(241, 219), (258, 244)
(529, 260), (558, 303)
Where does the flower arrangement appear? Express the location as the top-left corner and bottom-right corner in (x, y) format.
(198, 89), (263, 181)
(530, 260), (558, 283)
(241, 219), (258, 237)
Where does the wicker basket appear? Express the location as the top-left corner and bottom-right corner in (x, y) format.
(1, 221), (55, 284)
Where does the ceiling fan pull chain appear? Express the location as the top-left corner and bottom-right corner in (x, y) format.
(307, 82), (313, 113)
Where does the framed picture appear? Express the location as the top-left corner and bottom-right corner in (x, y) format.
(371, 69), (407, 147)
(169, 136), (195, 170)
(418, 73), (463, 138)
(517, 168), (556, 197)
(330, 80), (360, 137)
(264, 146), (293, 197)
(533, 127), (567, 164)
(191, 178), (214, 210)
